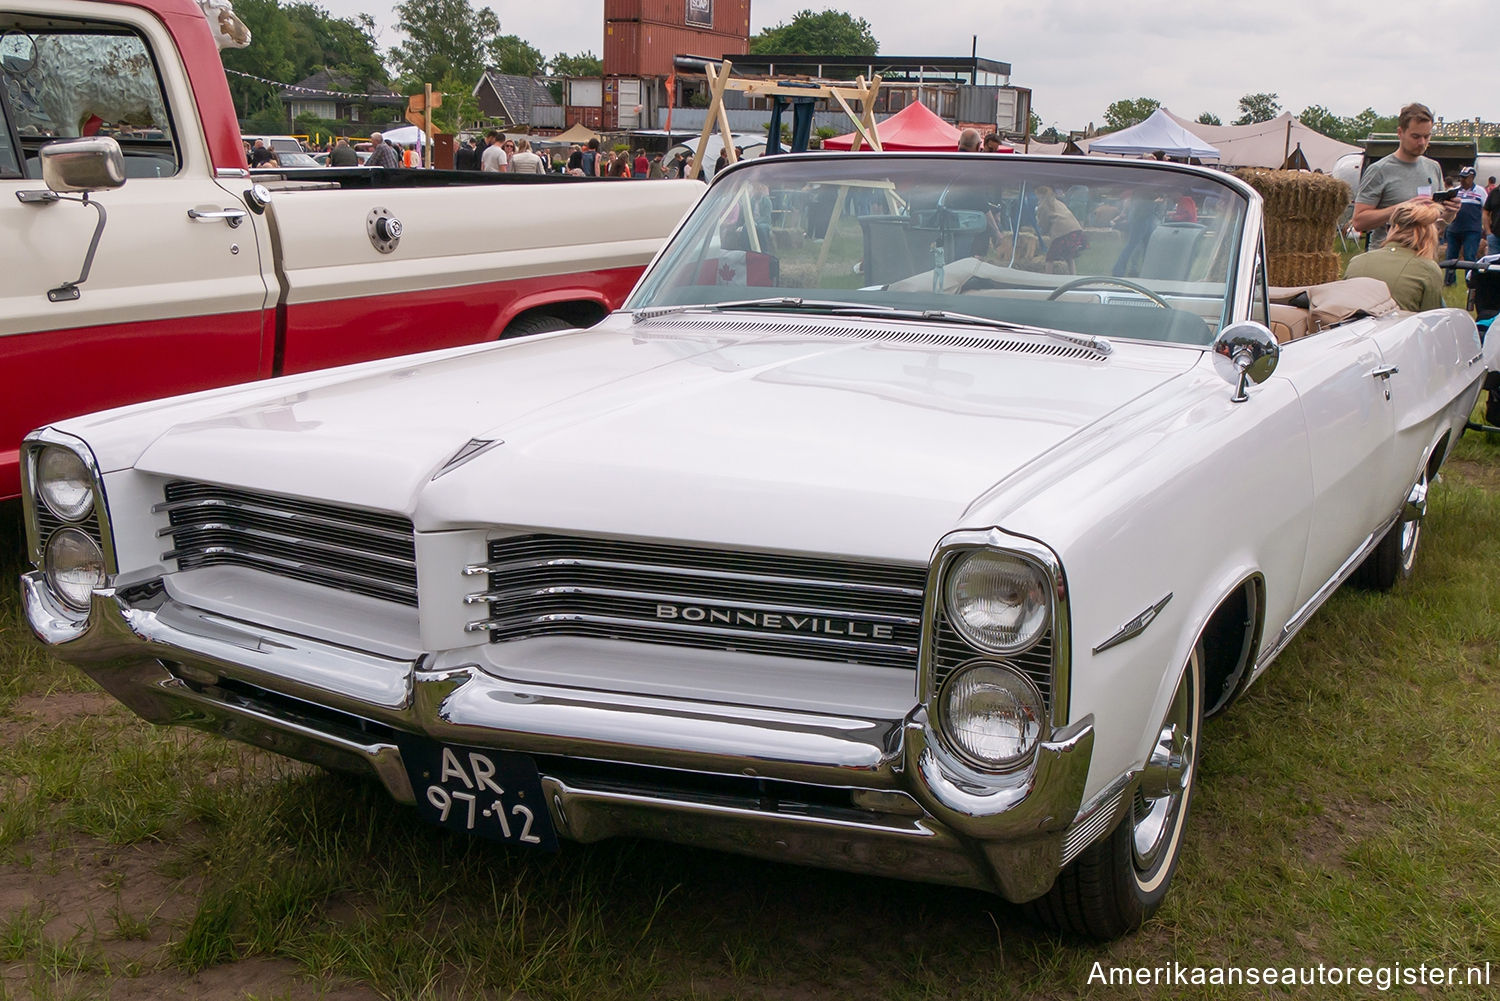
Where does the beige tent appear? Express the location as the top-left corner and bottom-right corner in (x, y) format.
(1162, 110), (1359, 173)
(552, 122), (601, 144)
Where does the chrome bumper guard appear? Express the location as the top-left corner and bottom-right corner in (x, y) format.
(24, 573), (1095, 902)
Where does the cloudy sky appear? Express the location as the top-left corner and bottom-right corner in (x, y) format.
(311, 0), (1487, 133)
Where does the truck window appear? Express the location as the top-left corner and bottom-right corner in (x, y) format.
(0, 19), (179, 178)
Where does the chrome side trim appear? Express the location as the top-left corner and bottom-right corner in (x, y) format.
(1092, 592), (1173, 655)
(462, 584), (921, 625)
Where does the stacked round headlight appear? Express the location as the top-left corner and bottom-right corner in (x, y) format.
(34, 445), (105, 611)
(944, 550), (1050, 653)
(939, 661), (1045, 769)
(37, 446), (95, 522)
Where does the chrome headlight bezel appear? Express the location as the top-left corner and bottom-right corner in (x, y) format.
(943, 549), (1052, 656)
(20, 430), (116, 596)
(934, 659), (1049, 772)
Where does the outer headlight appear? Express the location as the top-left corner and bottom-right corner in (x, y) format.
(37, 445), (95, 522)
(938, 662), (1046, 770)
(44, 528), (106, 610)
(945, 550), (1050, 654)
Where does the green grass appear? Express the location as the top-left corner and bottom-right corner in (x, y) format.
(4, 429), (1500, 1000)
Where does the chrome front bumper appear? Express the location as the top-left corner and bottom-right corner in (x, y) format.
(24, 572), (1098, 902)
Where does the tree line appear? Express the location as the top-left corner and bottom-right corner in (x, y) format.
(1099, 93), (1400, 146)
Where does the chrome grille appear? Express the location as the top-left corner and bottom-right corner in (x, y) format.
(466, 535), (927, 670)
(158, 482), (417, 606)
(34, 506), (105, 558)
(930, 604), (1054, 710)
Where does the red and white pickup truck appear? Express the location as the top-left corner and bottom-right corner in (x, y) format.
(0, 0), (702, 499)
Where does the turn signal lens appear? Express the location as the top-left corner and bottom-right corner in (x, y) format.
(945, 550), (1050, 653)
(37, 446), (95, 522)
(44, 528), (105, 610)
(939, 662), (1045, 769)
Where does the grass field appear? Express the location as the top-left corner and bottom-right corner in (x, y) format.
(3, 432), (1500, 999)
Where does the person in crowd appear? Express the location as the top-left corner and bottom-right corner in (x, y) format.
(1344, 200), (1444, 312)
(401, 144), (418, 168)
(648, 153), (665, 179)
(1168, 192), (1198, 223)
(634, 148), (649, 178)
(1486, 179), (1500, 257)
(501, 137), (517, 168)
(1112, 188), (1160, 276)
(982, 132), (1005, 153)
(480, 130), (508, 172)
(714, 147), (728, 175)
(508, 138), (545, 174)
(566, 144), (583, 172)
(581, 138), (601, 176)
(366, 132), (399, 169)
(958, 128), (981, 152)
(328, 138), (358, 167)
(609, 150), (631, 177)
(453, 137), (478, 171)
(669, 151), (688, 179)
(1034, 185), (1088, 273)
(1488, 176), (1498, 194)
(1352, 103), (1453, 249)
(247, 139), (274, 167)
(1444, 166), (1486, 284)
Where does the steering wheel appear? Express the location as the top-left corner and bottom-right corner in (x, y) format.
(1046, 276), (1170, 308)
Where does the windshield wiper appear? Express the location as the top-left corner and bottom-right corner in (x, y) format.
(631, 300), (1112, 356)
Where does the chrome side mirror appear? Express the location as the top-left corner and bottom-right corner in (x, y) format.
(39, 136), (126, 193)
(1211, 322), (1279, 403)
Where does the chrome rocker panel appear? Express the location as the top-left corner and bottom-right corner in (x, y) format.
(24, 572), (1094, 902)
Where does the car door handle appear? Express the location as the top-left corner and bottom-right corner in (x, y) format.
(1370, 365), (1399, 380)
(187, 207), (247, 228)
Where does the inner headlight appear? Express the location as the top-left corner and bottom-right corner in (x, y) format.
(44, 528), (106, 610)
(945, 550), (1050, 653)
(37, 446), (95, 522)
(939, 662), (1046, 769)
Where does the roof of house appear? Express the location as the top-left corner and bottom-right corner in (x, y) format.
(473, 69), (558, 126)
(279, 70), (403, 106)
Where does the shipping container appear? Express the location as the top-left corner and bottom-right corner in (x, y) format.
(567, 78), (603, 106)
(566, 106), (604, 129)
(605, 20), (748, 77)
(604, 0), (749, 35)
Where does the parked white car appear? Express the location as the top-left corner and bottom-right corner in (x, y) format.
(21, 153), (1495, 938)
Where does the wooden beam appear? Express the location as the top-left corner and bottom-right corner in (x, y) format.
(687, 60), (735, 181)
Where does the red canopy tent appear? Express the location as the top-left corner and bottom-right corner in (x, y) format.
(822, 100), (1001, 151)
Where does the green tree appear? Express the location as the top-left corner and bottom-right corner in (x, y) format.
(1102, 97), (1160, 132)
(390, 0), (504, 88)
(1196, 111), (1221, 126)
(548, 51), (602, 78)
(750, 9), (877, 55)
(1234, 92), (1281, 125)
(220, 1), (386, 122)
(495, 34), (544, 76)
(1297, 104), (1346, 142)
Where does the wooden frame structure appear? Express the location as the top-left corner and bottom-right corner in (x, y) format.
(685, 59), (884, 179)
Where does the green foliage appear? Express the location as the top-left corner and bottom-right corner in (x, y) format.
(1102, 97), (1160, 131)
(1298, 104), (1395, 144)
(750, 8), (878, 55)
(494, 34), (544, 76)
(549, 51), (602, 78)
(1234, 91), (1282, 125)
(1196, 111), (1221, 126)
(220, 1), (386, 120)
(430, 75), (482, 133)
(1028, 110), (1041, 136)
(390, 0), (504, 89)
(245, 105), (292, 134)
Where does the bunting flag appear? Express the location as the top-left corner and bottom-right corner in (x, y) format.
(223, 68), (391, 101)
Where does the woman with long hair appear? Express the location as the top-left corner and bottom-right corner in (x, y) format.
(1344, 200), (1444, 312)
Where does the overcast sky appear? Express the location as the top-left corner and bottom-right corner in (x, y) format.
(310, 0), (1489, 132)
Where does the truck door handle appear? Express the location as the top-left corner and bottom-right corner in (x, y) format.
(187, 207), (247, 228)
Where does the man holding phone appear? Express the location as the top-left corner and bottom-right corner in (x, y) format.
(1352, 103), (1452, 249)
(1443, 167), (1486, 284)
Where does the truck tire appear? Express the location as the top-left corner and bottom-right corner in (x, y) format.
(1026, 644), (1203, 940)
(501, 313), (574, 339)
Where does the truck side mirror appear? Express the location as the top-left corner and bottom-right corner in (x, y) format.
(39, 136), (127, 193)
(16, 138), (126, 302)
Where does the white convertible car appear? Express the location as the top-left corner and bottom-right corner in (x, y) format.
(21, 154), (1495, 938)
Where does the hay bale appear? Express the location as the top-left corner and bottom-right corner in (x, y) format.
(1235, 168), (1351, 285)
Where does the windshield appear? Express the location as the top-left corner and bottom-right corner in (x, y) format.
(627, 155), (1250, 346)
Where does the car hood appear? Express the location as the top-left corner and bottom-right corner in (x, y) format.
(134, 315), (1201, 561)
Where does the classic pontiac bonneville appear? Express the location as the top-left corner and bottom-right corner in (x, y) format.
(21, 154), (1495, 938)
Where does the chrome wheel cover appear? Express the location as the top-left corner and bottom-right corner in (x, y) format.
(1131, 657), (1198, 875)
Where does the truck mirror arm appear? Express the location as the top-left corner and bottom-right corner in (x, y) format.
(15, 189), (109, 302)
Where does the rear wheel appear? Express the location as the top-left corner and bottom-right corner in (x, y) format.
(1027, 644), (1203, 939)
(1352, 472), (1425, 591)
(501, 313), (573, 339)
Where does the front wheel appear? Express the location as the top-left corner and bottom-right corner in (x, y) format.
(1027, 643), (1203, 939)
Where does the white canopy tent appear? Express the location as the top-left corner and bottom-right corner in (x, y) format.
(1162, 109), (1360, 174)
(1087, 109), (1219, 160)
(380, 125), (431, 147)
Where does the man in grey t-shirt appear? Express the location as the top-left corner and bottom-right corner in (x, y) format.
(1353, 102), (1453, 249)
